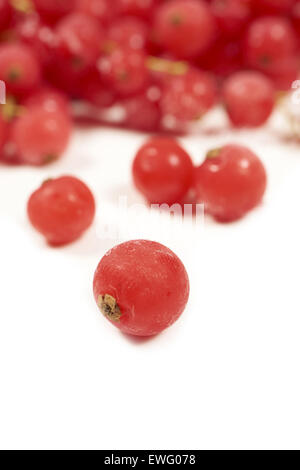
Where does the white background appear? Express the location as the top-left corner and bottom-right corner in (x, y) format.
(1, 108), (300, 450)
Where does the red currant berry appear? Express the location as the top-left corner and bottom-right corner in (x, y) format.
(115, 0), (156, 19)
(0, 43), (41, 97)
(98, 47), (148, 96)
(93, 240), (189, 336)
(121, 92), (161, 132)
(78, 68), (117, 108)
(107, 16), (149, 51)
(23, 87), (70, 115)
(223, 71), (275, 127)
(211, 0), (251, 38)
(55, 12), (104, 71)
(160, 69), (217, 124)
(195, 144), (267, 222)
(244, 17), (297, 74)
(251, 0), (295, 14)
(27, 176), (96, 246)
(132, 137), (194, 205)
(32, 0), (76, 24)
(16, 14), (57, 68)
(11, 107), (72, 166)
(153, 0), (215, 59)
(76, 0), (113, 24)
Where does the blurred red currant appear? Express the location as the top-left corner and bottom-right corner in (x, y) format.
(98, 47), (148, 96)
(132, 137), (194, 205)
(11, 107), (72, 166)
(93, 240), (189, 336)
(121, 92), (161, 131)
(195, 144), (267, 222)
(211, 0), (251, 38)
(23, 87), (70, 115)
(153, 0), (216, 59)
(16, 14), (57, 68)
(27, 176), (96, 246)
(244, 17), (297, 74)
(107, 16), (149, 51)
(160, 69), (217, 124)
(0, 43), (41, 97)
(223, 71), (275, 127)
(55, 12), (103, 71)
(78, 68), (117, 108)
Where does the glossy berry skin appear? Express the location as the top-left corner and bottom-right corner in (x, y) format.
(195, 144), (267, 222)
(223, 71), (275, 127)
(28, 176), (95, 246)
(161, 69), (217, 124)
(211, 0), (251, 38)
(98, 47), (148, 96)
(93, 240), (189, 336)
(244, 17), (296, 74)
(153, 0), (215, 59)
(0, 44), (41, 97)
(132, 138), (194, 205)
(11, 107), (72, 166)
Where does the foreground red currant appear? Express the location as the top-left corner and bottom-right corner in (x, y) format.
(0, 43), (41, 96)
(223, 71), (275, 127)
(93, 240), (189, 336)
(11, 107), (72, 166)
(153, 0), (215, 59)
(195, 144), (267, 222)
(132, 137), (194, 205)
(27, 176), (96, 246)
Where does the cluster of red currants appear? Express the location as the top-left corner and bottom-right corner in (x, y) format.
(0, 0), (300, 165)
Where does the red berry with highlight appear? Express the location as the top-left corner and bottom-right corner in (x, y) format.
(153, 0), (215, 59)
(0, 43), (41, 96)
(93, 240), (189, 336)
(223, 71), (275, 127)
(132, 137), (194, 205)
(98, 47), (148, 96)
(11, 107), (72, 166)
(244, 17), (296, 74)
(161, 69), (217, 125)
(27, 176), (96, 246)
(195, 144), (267, 222)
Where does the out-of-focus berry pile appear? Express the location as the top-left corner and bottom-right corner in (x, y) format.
(0, 0), (300, 166)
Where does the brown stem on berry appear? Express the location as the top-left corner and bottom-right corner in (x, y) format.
(98, 294), (122, 322)
(206, 148), (221, 159)
(147, 56), (188, 76)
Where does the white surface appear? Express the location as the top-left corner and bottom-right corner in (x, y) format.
(1, 108), (300, 450)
